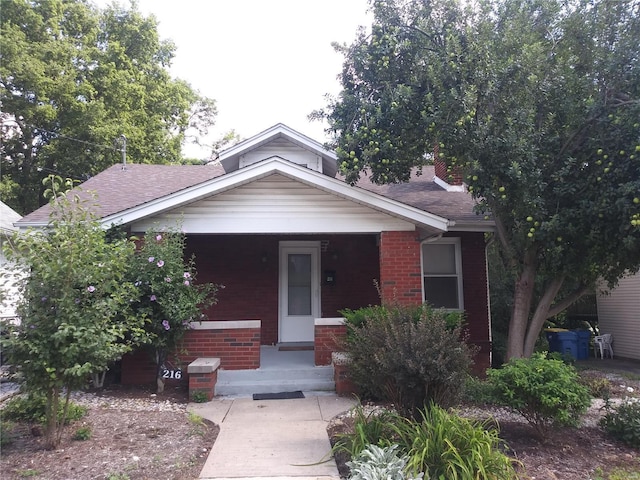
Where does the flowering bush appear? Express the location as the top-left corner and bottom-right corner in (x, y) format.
(129, 228), (220, 391)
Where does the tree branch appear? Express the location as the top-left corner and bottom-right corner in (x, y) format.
(547, 285), (593, 318)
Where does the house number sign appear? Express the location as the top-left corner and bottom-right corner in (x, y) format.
(161, 368), (183, 380)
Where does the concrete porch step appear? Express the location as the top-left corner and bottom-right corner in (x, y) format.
(216, 365), (335, 396)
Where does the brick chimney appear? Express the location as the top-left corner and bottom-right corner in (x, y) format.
(433, 144), (464, 186)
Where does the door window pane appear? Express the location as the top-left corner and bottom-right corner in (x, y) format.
(288, 254), (311, 315)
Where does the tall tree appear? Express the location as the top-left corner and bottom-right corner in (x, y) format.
(0, 0), (217, 214)
(318, 0), (640, 359)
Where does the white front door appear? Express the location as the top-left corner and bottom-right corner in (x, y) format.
(279, 241), (320, 343)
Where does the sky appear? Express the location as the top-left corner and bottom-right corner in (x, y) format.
(93, 0), (373, 159)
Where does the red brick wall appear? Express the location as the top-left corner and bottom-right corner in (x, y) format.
(120, 325), (261, 385)
(189, 370), (218, 401)
(120, 349), (158, 386)
(379, 231), (423, 305)
(187, 235), (280, 344)
(434, 160), (464, 186)
(180, 327), (260, 370)
(314, 323), (347, 366)
(453, 232), (492, 373)
(319, 235), (380, 317)
(378, 230), (491, 373)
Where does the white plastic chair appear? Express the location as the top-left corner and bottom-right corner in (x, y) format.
(594, 334), (614, 359)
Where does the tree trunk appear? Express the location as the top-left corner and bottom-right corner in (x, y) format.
(523, 277), (565, 357)
(155, 349), (167, 394)
(91, 369), (107, 389)
(44, 387), (59, 450)
(506, 249), (537, 360)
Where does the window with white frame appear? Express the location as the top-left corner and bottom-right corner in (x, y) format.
(421, 238), (463, 309)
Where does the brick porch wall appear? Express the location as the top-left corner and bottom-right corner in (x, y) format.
(314, 318), (347, 366)
(120, 320), (261, 386)
(180, 321), (261, 370)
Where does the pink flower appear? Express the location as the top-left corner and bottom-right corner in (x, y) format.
(184, 280), (190, 286)
(183, 272), (191, 279)
(165, 277), (172, 283)
(162, 320), (170, 330)
(157, 260), (165, 267)
(156, 234), (162, 242)
(87, 286), (96, 293)
(150, 295), (157, 302)
(148, 256), (155, 263)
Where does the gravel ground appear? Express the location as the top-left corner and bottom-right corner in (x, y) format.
(0, 384), (218, 480)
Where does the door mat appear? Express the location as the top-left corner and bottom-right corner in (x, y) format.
(253, 391), (305, 400)
(278, 345), (314, 351)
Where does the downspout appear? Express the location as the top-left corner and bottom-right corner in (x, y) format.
(485, 234), (495, 368)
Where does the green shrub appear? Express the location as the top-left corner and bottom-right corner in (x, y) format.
(73, 425), (92, 440)
(333, 404), (400, 458)
(392, 404), (518, 480)
(341, 306), (389, 339)
(461, 375), (497, 406)
(3, 393), (87, 425)
(600, 398), (640, 448)
(486, 353), (591, 439)
(579, 373), (612, 399)
(1, 420), (17, 446)
(342, 304), (474, 417)
(190, 391), (209, 403)
(346, 444), (425, 480)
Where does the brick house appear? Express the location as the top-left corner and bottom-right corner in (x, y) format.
(17, 124), (495, 390)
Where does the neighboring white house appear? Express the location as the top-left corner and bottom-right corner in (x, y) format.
(0, 201), (22, 322)
(596, 270), (640, 361)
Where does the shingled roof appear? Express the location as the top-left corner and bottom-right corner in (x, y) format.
(354, 167), (488, 228)
(17, 125), (492, 232)
(18, 163), (225, 225)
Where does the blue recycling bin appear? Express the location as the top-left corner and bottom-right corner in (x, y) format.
(545, 328), (569, 354)
(575, 330), (592, 360)
(545, 330), (560, 352)
(556, 331), (578, 359)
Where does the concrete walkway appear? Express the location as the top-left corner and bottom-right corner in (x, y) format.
(188, 394), (358, 480)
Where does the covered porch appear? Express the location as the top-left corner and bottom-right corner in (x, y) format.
(186, 233), (382, 348)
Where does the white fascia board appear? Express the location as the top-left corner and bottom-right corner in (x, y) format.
(101, 157), (451, 232)
(219, 124), (336, 162)
(449, 221), (496, 232)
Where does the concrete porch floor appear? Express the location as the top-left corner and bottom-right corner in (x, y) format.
(215, 345), (335, 396)
(260, 344), (315, 368)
